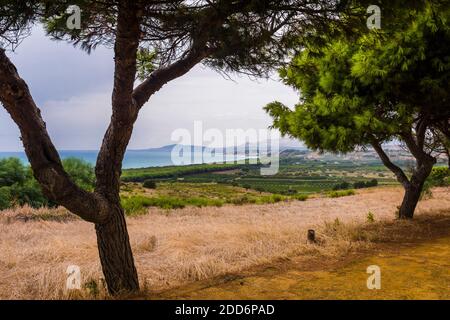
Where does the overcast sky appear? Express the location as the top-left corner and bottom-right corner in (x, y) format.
(0, 25), (301, 151)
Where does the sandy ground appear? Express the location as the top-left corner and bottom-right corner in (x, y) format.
(0, 186), (449, 299)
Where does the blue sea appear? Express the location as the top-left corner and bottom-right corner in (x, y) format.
(0, 149), (247, 169)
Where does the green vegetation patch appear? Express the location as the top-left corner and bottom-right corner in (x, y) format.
(327, 190), (356, 198)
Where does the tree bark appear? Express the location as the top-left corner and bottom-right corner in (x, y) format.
(398, 183), (422, 219)
(371, 136), (435, 219)
(95, 205), (139, 294)
(0, 1), (219, 297)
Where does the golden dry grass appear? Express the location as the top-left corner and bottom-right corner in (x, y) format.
(0, 186), (449, 299)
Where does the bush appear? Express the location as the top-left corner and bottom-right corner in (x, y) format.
(9, 180), (50, 208)
(0, 157), (95, 210)
(293, 194), (308, 201)
(427, 167), (449, 187)
(271, 194), (283, 203)
(0, 187), (12, 210)
(327, 189), (356, 198)
(333, 181), (351, 191)
(353, 179), (378, 189)
(0, 158), (29, 187)
(143, 180), (157, 189)
(62, 158), (95, 191)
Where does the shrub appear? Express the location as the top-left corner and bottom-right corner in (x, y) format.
(62, 158), (95, 191)
(353, 179), (378, 189)
(427, 167), (449, 187)
(0, 157), (95, 210)
(333, 181), (351, 191)
(9, 181), (50, 208)
(271, 194), (283, 203)
(0, 158), (28, 187)
(293, 194), (308, 201)
(143, 180), (157, 189)
(367, 179), (378, 187)
(327, 189), (356, 198)
(0, 187), (12, 210)
(231, 195), (250, 205)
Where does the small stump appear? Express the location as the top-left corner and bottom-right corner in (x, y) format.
(307, 229), (316, 244)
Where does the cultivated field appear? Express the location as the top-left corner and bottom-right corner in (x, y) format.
(0, 187), (449, 299)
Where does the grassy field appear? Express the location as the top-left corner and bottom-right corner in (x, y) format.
(118, 160), (397, 214)
(121, 163), (259, 182)
(120, 182), (299, 214)
(0, 187), (449, 299)
(158, 217), (450, 300)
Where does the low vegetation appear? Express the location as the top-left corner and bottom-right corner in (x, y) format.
(122, 163), (259, 182)
(0, 158), (94, 210)
(3, 157), (448, 215)
(327, 189), (356, 198)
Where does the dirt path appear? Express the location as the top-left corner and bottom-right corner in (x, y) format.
(156, 235), (450, 300)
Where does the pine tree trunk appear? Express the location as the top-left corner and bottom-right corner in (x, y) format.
(95, 205), (139, 295)
(398, 184), (422, 219)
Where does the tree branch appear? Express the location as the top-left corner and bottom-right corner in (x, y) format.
(95, 1), (141, 198)
(0, 49), (110, 224)
(370, 137), (410, 188)
(401, 130), (435, 166)
(133, 46), (212, 108)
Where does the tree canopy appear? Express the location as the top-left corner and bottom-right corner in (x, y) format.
(265, 1), (450, 219)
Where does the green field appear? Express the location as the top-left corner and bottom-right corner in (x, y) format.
(119, 159), (398, 214)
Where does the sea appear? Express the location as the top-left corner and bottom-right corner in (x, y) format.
(0, 149), (248, 169)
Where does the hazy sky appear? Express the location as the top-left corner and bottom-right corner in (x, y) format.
(0, 26), (300, 151)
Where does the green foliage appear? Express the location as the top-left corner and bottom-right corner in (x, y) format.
(293, 194), (308, 201)
(333, 181), (352, 191)
(0, 187), (11, 210)
(136, 48), (156, 81)
(265, 2), (450, 154)
(327, 190), (355, 198)
(353, 179), (378, 189)
(8, 180), (50, 208)
(62, 158), (95, 191)
(0, 158), (49, 209)
(122, 163), (258, 182)
(142, 180), (157, 189)
(0, 157), (94, 210)
(421, 167), (450, 200)
(121, 195), (224, 215)
(0, 158), (28, 187)
(427, 167), (450, 187)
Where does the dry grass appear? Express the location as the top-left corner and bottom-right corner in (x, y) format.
(0, 186), (449, 299)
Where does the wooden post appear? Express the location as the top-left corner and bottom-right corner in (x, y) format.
(307, 229), (316, 244)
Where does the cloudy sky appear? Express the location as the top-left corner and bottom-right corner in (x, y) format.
(0, 25), (300, 151)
